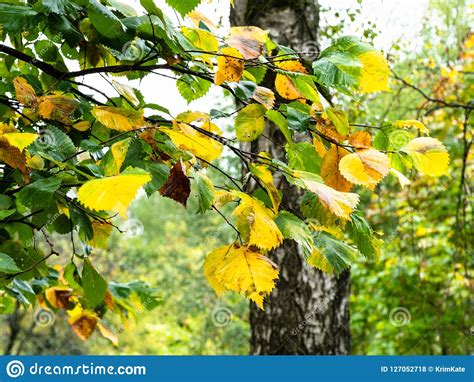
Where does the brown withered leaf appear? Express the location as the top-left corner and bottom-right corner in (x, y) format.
(159, 162), (191, 207)
(68, 311), (98, 340)
(45, 287), (72, 309)
(0, 138), (28, 174)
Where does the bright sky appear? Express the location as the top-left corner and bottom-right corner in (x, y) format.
(77, 0), (430, 116)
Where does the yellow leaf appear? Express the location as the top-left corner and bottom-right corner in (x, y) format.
(91, 106), (145, 132)
(188, 10), (216, 31)
(204, 244), (279, 309)
(312, 135), (327, 158)
(308, 248), (333, 273)
(0, 139), (28, 174)
(37, 95), (76, 121)
(88, 221), (113, 250)
(232, 192), (283, 250)
(402, 137), (449, 176)
(296, 172), (359, 220)
(77, 170), (151, 218)
(394, 120), (429, 134)
(26, 153), (44, 170)
(203, 245), (230, 297)
(162, 118), (223, 163)
(214, 47), (244, 85)
(235, 104), (266, 142)
(13, 77), (37, 106)
(111, 139), (131, 174)
(339, 149), (390, 188)
(213, 190), (237, 208)
(358, 50), (390, 93)
(1, 132), (38, 151)
(275, 61), (308, 100)
(73, 120), (91, 132)
(111, 80), (139, 107)
(320, 146), (353, 192)
(250, 164), (281, 212)
(348, 131), (372, 149)
(227, 26), (268, 59)
(182, 27), (218, 53)
(253, 86), (275, 109)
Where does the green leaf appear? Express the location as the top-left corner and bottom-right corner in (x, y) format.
(326, 107), (350, 135)
(144, 163), (170, 196)
(286, 104), (311, 132)
(266, 110), (292, 145)
(286, 142), (321, 174)
(177, 74), (211, 103)
(293, 77), (320, 102)
(0, 210), (15, 220)
(64, 263), (83, 292)
(245, 67), (267, 85)
(140, 0), (164, 16)
(16, 177), (62, 210)
(87, 0), (125, 39)
(0, 4), (39, 33)
(0, 253), (20, 274)
(30, 126), (76, 162)
(230, 81), (257, 100)
(235, 104), (266, 142)
(165, 0), (202, 17)
(275, 212), (314, 258)
(310, 232), (358, 275)
(82, 259), (107, 309)
(191, 171), (215, 214)
(42, 0), (67, 14)
(347, 213), (382, 260)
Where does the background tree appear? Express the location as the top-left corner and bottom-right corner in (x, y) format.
(231, 0), (351, 355)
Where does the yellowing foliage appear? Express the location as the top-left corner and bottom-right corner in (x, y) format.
(394, 120), (429, 134)
(320, 146), (353, 192)
(339, 149), (390, 189)
(37, 95), (76, 121)
(77, 170), (151, 218)
(215, 47), (244, 85)
(275, 61), (308, 100)
(402, 137), (450, 176)
(162, 119), (223, 163)
(67, 304), (99, 340)
(358, 50), (390, 93)
(1, 132), (38, 151)
(233, 192), (283, 250)
(296, 172), (359, 220)
(13, 76), (37, 106)
(204, 244), (279, 309)
(227, 26), (268, 59)
(91, 106), (145, 131)
(250, 164), (281, 212)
